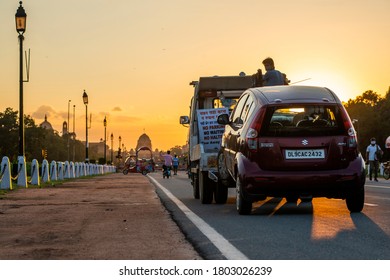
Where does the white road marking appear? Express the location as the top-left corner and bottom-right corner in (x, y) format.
(364, 203), (378, 207)
(148, 175), (248, 260)
(366, 184), (390, 189)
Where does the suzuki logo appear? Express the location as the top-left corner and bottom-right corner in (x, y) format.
(302, 139), (309, 145)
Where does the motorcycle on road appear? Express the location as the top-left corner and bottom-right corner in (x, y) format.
(383, 161), (390, 180)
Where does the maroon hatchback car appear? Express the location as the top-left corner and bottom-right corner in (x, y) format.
(216, 85), (365, 215)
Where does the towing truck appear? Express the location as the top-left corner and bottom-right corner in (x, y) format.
(180, 72), (262, 204)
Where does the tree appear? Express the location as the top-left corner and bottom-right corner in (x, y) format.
(344, 90), (388, 156)
(0, 108), (19, 161)
(0, 107), (87, 163)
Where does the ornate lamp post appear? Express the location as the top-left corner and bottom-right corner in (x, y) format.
(82, 90), (89, 163)
(15, 1), (27, 157)
(110, 133), (114, 164)
(103, 116), (107, 164)
(73, 105), (76, 162)
(119, 136), (122, 156)
(15, 1), (28, 187)
(67, 99), (71, 161)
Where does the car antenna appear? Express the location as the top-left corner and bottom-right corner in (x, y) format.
(290, 78), (311, 84)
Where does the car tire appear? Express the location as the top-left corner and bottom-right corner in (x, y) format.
(142, 170), (147, 175)
(217, 149), (234, 187)
(383, 168), (390, 180)
(346, 182), (365, 213)
(236, 176), (252, 215)
(123, 169), (128, 175)
(199, 171), (214, 204)
(215, 181), (228, 204)
(192, 172), (200, 199)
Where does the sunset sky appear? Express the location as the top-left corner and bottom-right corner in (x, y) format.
(1, 0), (390, 151)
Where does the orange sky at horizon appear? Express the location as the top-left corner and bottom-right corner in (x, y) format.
(1, 0), (390, 152)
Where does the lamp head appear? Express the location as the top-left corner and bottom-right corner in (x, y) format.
(15, 1), (27, 35)
(82, 90), (88, 105)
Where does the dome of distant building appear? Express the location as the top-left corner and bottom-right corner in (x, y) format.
(39, 115), (53, 131)
(136, 133), (152, 150)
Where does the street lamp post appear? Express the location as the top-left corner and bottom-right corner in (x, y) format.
(103, 116), (107, 164)
(117, 136), (122, 168)
(15, 1), (27, 157)
(73, 105), (76, 162)
(83, 90), (89, 163)
(110, 133), (114, 164)
(67, 99), (71, 161)
(119, 136), (122, 156)
(15, 1), (28, 188)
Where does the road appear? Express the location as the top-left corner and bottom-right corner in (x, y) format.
(148, 171), (390, 260)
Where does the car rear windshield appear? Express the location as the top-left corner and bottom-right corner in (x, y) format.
(259, 104), (346, 137)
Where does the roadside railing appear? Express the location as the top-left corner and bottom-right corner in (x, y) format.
(0, 155), (116, 190)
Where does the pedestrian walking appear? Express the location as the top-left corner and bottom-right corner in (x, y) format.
(366, 137), (383, 181)
(172, 155), (179, 175)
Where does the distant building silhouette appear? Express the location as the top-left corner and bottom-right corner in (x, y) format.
(39, 115), (53, 131)
(136, 133), (152, 150)
(62, 121), (68, 135)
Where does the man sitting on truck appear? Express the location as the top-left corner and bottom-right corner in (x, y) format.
(262, 57), (289, 86)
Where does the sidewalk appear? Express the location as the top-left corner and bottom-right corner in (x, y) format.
(0, 173), (201, 260)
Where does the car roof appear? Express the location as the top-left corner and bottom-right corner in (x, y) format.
(250, 85), (340, 104)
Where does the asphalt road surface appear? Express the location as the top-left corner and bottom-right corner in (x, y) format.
(148, 171), (390, 260)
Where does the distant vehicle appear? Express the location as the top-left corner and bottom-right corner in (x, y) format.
(217, 85), (365, 214)
(180, 73), (262, 204)
(123, 146), (154, 175)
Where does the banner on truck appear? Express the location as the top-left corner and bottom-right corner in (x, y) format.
(197, 108), (229, 151)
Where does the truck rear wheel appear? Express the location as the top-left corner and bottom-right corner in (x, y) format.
(192, 172), (200, 199)
(199, 171), (214, 204)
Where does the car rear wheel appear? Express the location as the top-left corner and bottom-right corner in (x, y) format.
(236, 176), (252, 215)
(217, 149), (235, 187)
(199, 171), (214, 204)
(346, 183), (365, 213)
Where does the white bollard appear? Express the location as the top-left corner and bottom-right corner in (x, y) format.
(64, 161), (70, 179)
(58, 162), (64, 180)
(30, 159), (40, 186)
(69, 162), (75, 178)
(50, 160), (58, 181)
(41, 159), (50, 183)
(17, 156), (27, 187)
(74, 162), (79, 178)
(79, 162), (83, 177)
(1, 156), (12, 190)
(85, 163), (90, 176)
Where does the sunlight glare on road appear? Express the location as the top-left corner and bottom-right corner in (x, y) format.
(311, 207), (355, 240)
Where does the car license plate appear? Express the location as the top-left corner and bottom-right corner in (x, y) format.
(285, 149), (325, 159)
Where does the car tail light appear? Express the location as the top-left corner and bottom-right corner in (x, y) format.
(246, 108), (266, 151)
(339, 105), (357, 148)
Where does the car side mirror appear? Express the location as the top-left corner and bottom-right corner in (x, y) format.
(180, 116), (190, 125)
(217, 113), (230, 125)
